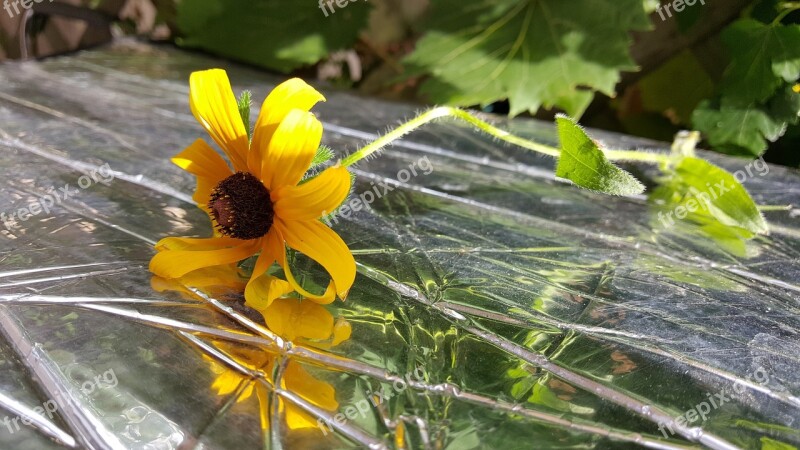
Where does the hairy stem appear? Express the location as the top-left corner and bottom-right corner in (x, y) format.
(341, 106), (669, 167)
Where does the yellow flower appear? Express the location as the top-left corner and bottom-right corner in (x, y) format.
(149, 69), (356, 309)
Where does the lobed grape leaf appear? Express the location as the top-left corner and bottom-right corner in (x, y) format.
(693, 86), (800, 156)
(720, 19), (800, 105)
(403, 0), (651, 118)
(693, 19), (800, 156)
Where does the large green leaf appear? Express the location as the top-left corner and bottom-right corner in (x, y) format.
(403, 0), (650, 117)
(692, 99), (787, 156)
(555, 115), (645, 195)
(693, 85), (800, 156)
(692, 19), (800, 156)
(720, 19), (800, 105)
(176, 0), (370, 73)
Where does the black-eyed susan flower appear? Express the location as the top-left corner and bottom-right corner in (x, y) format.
(149, 69), (355, 309)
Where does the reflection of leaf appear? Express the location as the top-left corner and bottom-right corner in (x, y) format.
(555, 116), (645, 195)
(761, 436), (798, 450)
(403, 0), (650, 117)
(527, 380), (594, 414)
(655, 157), (769, 235)
(176, 0), (370, 73)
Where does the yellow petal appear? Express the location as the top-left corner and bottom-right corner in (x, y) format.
(149, 237), (260, 279)
(249, 79), (326, 175)
(172, 139), (233, 206)
(250, 236), (278, 279)
(262, 298), (335, 341)
(245, 274), (294, 312)
(273, 166), (351, 221)
(275, 219), (355, 302)
(172, 138), (232, 180)
(284, 360), (337, 411)
(154, 236), (242, 252)
(189, 69), (249, 172)
(244, 230), (293, 309)
(260, 109), (322, 191)
(182, 265), (245, 290)
(255, 383), (270, 432)
(268, 224), (337, 304)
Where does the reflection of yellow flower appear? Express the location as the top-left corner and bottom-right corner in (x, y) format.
(149, 69), (355, 309)
(206, 294), (350, 432)
(151, 264), (245, 298)
(256, 297), (352, 348)
(210, 355), (338, 431)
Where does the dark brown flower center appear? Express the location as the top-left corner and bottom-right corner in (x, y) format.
(209, 172), (274, 240)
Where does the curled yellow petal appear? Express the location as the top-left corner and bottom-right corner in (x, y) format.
(249, 78), (325, 176)
(172, 139), (232, 205)
(273, 166), (351, 221)
(275, 219), (355, 302)
(245, 274), (294, 312)
(260, 109), (322, 191)
(149, 237), (260, 279)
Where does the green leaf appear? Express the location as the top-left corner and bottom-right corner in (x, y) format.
(403, 0), (650, 117)
(311, 145), (336, 168)
(761, 436), (798, 450)
(638, 50), (715, 123)
(176, 0), (371, 73)
(656, 156), (769, 235)
(555, 115), (645, 196)
(690, 19), (800, 156)
(692, 99), (786, 156)
(237, 90), (252, 141)
(770, 84), (800, 125)
(720, 19), (800, 105)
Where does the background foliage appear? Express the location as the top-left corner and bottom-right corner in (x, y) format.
(3, 0), (797, 165)
(169, 0), (800, 166)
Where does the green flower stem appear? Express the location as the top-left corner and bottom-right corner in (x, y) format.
(604, 149), (670, 164)
(341, 106), (669, 167)
(774, 2), (800, 25)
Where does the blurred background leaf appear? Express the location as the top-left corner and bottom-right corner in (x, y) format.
(175, 0), (371, 73)
(0, 0), (798, 166)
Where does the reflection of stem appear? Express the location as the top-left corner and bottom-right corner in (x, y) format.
(341, 106), (669, 167)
